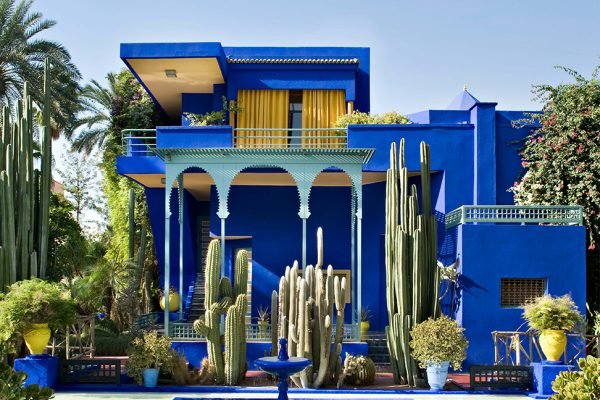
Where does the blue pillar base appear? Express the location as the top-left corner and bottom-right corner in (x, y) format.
(531, 362), (574, 397)
(13, 355), (59, 389)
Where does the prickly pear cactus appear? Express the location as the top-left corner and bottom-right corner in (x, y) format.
(339, 353), (376, 387)
(193, 240), (248, 385)
(270, 227), (347, 388)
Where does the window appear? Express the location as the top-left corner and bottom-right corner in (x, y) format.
(500, 278), (546, 307)
(288, 90), (302, 147)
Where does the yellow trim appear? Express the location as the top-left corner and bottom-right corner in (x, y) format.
(347, 100), (354, 114)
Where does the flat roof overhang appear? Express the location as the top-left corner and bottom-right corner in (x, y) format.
(120, 43), (227, 118)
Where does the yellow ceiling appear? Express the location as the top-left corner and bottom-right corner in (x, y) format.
(125, 172), (392, 201)
(126, 58), (224, 118)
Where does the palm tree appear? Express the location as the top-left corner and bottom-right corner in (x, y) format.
(0, 0), (81, 134)
(71, 73), (117, 152)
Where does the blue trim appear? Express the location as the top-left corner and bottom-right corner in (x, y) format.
(55, 384), (530, 396)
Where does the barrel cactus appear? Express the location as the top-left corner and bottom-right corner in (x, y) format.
(385, 139), (441, 386)
(339, 354), (376, 386)
(192, 240), (248, 385)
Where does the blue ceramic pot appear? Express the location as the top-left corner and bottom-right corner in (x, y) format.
(143, 368), (159, 388)
(426, 361), (449, 391)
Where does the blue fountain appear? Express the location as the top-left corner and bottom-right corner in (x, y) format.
(255, 338), (311, 400)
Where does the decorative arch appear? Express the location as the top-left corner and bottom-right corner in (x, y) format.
(164, 164), (219, 217)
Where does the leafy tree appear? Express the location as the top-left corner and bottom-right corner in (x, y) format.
(0, 0), (81, 133)
(47, 192), (87, 281)
(58, 150), (102, 225)
(512, 66), (600, 309)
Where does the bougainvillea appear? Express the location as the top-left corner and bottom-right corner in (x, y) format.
(511, 66), (600, 309)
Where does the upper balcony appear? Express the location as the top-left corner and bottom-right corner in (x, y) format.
(121, 126), (348, 156)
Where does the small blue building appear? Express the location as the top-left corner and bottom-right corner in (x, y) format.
(117, 42), (586, 368)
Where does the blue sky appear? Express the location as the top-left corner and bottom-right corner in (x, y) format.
(37, 0), (600, 114)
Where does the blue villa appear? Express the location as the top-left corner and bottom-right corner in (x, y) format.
(116, 42), (586, 368)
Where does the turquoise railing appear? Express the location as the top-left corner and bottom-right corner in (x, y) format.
(445, 205), (583, 229)
(121, 129), (157, 155)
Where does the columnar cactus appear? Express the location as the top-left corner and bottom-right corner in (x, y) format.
(271, 228), (347, 388)
(193, 240), (248, 385)
(385, 139), (440, 386)
(0, 60), (52, 290)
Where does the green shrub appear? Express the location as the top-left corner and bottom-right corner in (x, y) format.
(126, 330), (177, 384)
(409, 315), (468, 370)
(334, 110), (410, 128)
(523, 295), (583, 331)
(0, 279), (77, 343)
(551, 356), (600, 400)
(0, 363), (54, 400)
(95, 335), (131, 356)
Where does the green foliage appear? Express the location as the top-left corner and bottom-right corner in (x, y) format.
(95, 335), (131, 356)
(47, 193), (88, 281)
(334, 110), (410, 128)
(58, 151), (102, 226)
(409, 315), (468, 370)
(523, 294), (583, 331)
(551, 356), (600, 400)
(0, 0), (81, 133)
(184, 97), (241, 126)
(257, 305), (269, 322)
(0, 278), (76, 342)
(511, 66), (600, 250)
(0, 363), (54, 400)
(126, 330), (177, 384)
(360, 307), (372, 322)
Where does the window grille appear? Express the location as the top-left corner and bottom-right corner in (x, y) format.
(500, 278), (546, 307)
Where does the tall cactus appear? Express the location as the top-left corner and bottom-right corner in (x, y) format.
(270, 227), (347, 388)
(385, 139), (440, 386)
(193, 240), (248, 385)
(0, 61), (52, 291)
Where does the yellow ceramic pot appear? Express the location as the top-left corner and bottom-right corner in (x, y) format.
(360, 321), (370, 339)
(159, 292), (180, 312)
(23, 323), (51, 355)
(539, 329), (567, 362)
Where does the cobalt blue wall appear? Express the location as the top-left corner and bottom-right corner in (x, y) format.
(456, 224), (587, 367)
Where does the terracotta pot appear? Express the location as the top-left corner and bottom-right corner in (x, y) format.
(539, 329), (567, 362)
(159, 292), (180, 312)
(23, 323), (51, 355)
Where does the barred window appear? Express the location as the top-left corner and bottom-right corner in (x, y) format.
(500, 278), (546, 307)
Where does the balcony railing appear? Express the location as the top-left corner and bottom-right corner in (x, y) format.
(121, 127), (348, 155)
(233, 128), (347, 149)
(445, 205), (583, 229)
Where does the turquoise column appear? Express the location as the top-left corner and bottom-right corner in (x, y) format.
(177, 174), (184, 321)
(350, 185), (356, 325)
(163, 169), (173, 336)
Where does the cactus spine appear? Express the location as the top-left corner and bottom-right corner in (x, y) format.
(0, 61), (52, 291)
(193, 240), (248, 385)
(271, 228), (346, 388)
(385, 139), (440, 386)
(339, 353), (376, 387)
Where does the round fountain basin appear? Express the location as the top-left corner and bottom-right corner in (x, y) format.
(255, 356), (311, 378)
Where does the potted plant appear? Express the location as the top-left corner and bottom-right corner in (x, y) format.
(523, 294), (583, 362)
(0, 279), (76, 355)
(409, 315), (468, 391)
(126, 330), (177, 387)
(257, 305), (269, 339)
(159, 286), (180, 312)
(360, 307), (372, 339)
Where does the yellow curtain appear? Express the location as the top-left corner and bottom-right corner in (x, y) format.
(302, 90), (346, 148)
(236, 90), (289, 148)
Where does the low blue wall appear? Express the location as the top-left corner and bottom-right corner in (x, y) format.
(171, 341), (368, 370)
(157, 125), (233, 148)
(456, 224), (586, 367)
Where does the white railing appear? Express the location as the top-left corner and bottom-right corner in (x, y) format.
(121, 129), (156, 155)
(233, 127), (347, 149)
(492, 330), (600, 366)
(446, 205), (583, 229)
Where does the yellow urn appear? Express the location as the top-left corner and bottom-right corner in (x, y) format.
(160, 292), (180, 312)
(23, 323), (51, 355)
(539, 329), (567, 362)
